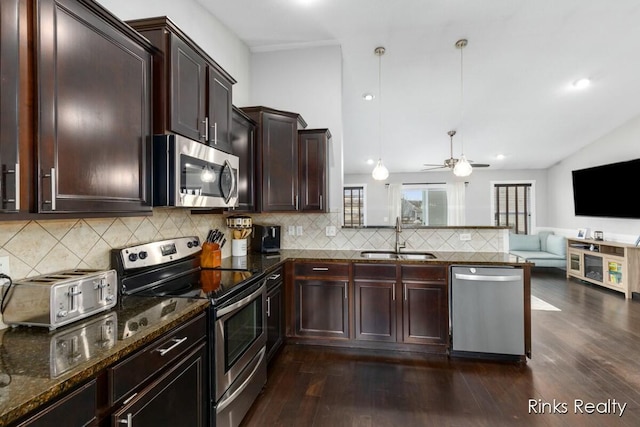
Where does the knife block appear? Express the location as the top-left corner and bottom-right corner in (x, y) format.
(201, 242), (221, 268)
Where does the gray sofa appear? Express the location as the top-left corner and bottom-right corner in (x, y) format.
(508, 231), (566, 268)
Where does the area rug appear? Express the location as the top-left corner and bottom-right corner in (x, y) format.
(531, 295), (561, 311)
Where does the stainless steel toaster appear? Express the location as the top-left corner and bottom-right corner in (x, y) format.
(2, 269), (117, 330)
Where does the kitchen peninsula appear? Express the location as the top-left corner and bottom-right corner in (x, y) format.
(0, 249), (531, 426)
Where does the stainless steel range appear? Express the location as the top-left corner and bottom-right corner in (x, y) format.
(111, 236), (267, 427)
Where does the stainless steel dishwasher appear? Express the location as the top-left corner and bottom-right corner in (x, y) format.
(450, 266), (525, 358)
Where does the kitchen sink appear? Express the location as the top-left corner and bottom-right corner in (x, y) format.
(397, 252), (437, 260)
(359, 251), (436, 260)
(360, 251), (398, 259)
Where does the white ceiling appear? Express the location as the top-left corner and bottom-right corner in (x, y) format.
(198, 0), (640, 174)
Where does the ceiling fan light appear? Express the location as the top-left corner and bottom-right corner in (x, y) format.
(453, 155), (473, 177)
(372, 158), (389, 180)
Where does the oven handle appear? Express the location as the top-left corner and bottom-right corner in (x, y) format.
(216, 346), (266, 413)
(216, 282), (265, 318)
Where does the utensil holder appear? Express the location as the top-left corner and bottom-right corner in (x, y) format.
(201, 242), (221, 268)
(232, 239), (247, 256)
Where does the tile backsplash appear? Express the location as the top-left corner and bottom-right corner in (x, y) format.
(0, 209), (505, 329)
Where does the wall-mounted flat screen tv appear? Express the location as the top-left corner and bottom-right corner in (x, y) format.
(572, 158), (640, 219)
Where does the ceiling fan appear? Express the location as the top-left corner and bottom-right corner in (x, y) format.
(422, 130), (490, 172)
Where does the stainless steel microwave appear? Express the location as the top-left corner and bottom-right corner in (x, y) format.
(153, 134), (239, 208)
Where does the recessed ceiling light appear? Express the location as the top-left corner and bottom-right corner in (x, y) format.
(363, 93), (375, 101)
(366, 159), (374, 165)
(572, 78), (591, 89)
(496, 154), (505, 160)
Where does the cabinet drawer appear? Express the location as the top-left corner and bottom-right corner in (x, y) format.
(353, 263), (396, 280)
(294, 262), (349, 278)
(17, 380), (96, 427)
(108, 312), (207, 404)
(266, 266), (284, 290)
(401, 265), (447, 281)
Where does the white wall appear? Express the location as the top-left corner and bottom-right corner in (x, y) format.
(546, 115), (640, 243)
(97, 0), (251, 105)
(345, 168), (548, 227)
(248, 45), (344, 213)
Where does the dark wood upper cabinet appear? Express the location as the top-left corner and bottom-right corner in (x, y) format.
(240, 106), (307, 212)
(0, 0), (21, 213)
(170, 34), (207, 142)
(231, 106), (257, 211)
(127, 17), (235, 154)
(36, 0), (153, 214)
(298, 129), (330, 212)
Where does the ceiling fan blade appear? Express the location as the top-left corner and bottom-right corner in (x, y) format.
(422, 163), (446, 167)
(469, 163), (491, 168)
(421, 165), (447, 171)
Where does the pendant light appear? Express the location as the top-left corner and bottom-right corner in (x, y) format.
(453, 39), (473, 177)
(371, 46), (389, 180)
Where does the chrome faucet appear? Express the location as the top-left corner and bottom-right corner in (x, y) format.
(395, 216), (405, 253)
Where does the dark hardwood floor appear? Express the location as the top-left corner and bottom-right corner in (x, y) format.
(242, 268), (640, 426)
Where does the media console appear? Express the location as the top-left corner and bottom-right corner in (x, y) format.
(566, 238), (640, 299)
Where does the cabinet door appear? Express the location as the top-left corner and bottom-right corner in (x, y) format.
(17, 380), (97, 427)
(402, 281), (448, 345)
(355, 279), (396, 342)
(112, 343), (208, 427)
(353, 263), (397, 342)
(0, 0), (20, 212)
(207, 67), (233, 153)
(261, 112), (299, 211)
(170, 33), (207, 142)
(295, 279), (349, 339)
(400, 265), (447, 345)
(231, 107), (256, 211)
(37, 0), (152, 213)
(266, 282), (284, 362)
(298, 129), (329, 212)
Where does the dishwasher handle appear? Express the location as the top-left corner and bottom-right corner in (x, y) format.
(454, 273), (522, 282)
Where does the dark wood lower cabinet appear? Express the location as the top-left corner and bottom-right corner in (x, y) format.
(111, 343), (208, 427)
(266, 277), (284, 362)
(16, 380), (97, 427)
(401, 265), (448, 346)
(354, 264), (397, 342)
(292, 262), (448, 353)
(295, 279), (349, 339)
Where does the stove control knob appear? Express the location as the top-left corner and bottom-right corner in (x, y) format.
(192, 240), (200, 247)
(128, 253), (138, 262)
(139, 251), (148, 260)
(187, 241), (193, 248)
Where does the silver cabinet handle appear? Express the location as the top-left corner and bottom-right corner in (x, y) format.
(312, 267), (329, 271)
(403, 283), (407, 301)
(155, 337), (187, 356)
(266, 296), (271, 317)
(320, 195), (323, 210)
(344, 282), (347, 299)
(14, 163), (19, 210)
(212, 122), (217, 145)
(118, 413), (133, 426)
(392, 283), (396, 301)
(43, 168), (56, 210)
(295, 195), (299, 210)
(268, 273), (281, 280)
(202, 117), (209, 141)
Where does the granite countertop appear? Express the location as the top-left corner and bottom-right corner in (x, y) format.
(0, 296), (209, 426)
(218, 249), (532, 271)
(0, 248), (528, 425)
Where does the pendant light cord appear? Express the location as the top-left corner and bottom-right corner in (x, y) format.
(378, 47), (383, 159)
(459, 39), (465, 156)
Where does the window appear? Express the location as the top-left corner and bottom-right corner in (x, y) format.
(343, 186), (365, 227)
(494, 183), (532, 234)
(401, 184), (448, 226)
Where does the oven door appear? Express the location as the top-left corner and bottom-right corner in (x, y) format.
(214, 279), (266, 401)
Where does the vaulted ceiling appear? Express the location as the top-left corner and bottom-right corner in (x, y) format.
(199, 0), (640, 174)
